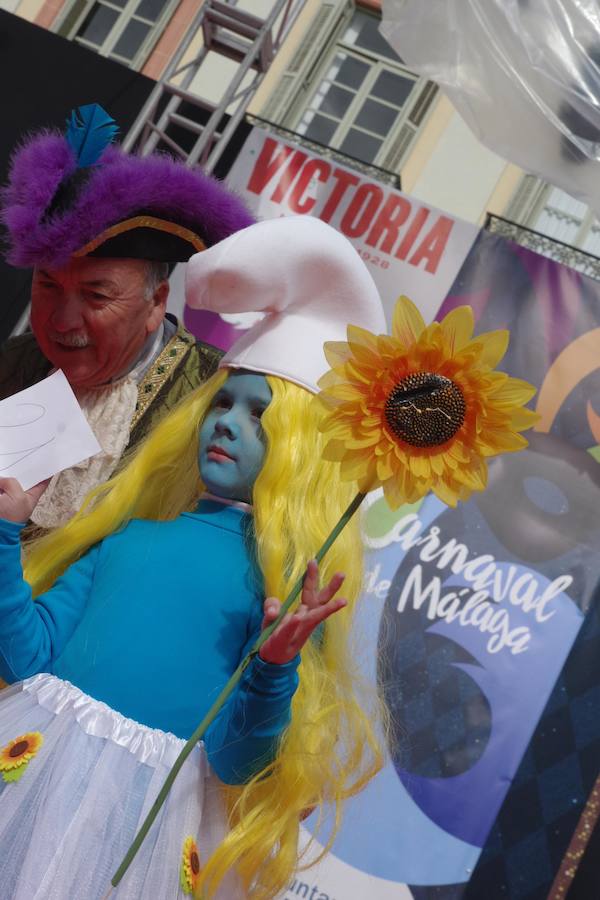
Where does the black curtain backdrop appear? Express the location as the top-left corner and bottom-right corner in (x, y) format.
(0, 10), (157, 340)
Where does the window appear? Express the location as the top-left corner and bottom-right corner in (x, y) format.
(494, 176), (600, 279)
(290, 8), (432, 169)
(531, 187), (600, 256)
(57, 0), (176, 68)
(506, 174), (600, 258)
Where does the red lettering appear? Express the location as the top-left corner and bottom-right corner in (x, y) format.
(340, 184), (384, 239)
(288, 159), (331, 214)
(246, 137), (294, 195)
(365, 195), (412, 254)
(395, 207), (429, 260)
(409, 216), (454, 274)
(271, 149), (308, 203)
(320, 168), (360, 222)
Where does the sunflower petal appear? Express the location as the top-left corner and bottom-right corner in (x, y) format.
(318, 369), (344, 392)
(345, 434), (380, 449)
(356, 455), (380, 492)
(489, 377), (537, 407)
(447, 441), (470, 463)
(454, 460), (487, 490)
(392, 295), (426, 346)
(382, 471), (414, 509)
(409, 453), (431, 480)
(431, 478), (460, 507)
(377, 334), (403, 358)
(323, 341), (353, 369)
(478, 429), (529, 455)
(362, 414), (383, 428)
(376, 451), (397, 481)
(509, 407), (540, 431)
(318, 416), (353, 440)
(340, 452), (373, 482)
(440, 306), (474, 354)
(476, 329), (510, 368)
(429, 452), (447, 476)
(346, 358), (373, 384)
(322, 439), (347, 461)
(348, 322), (382, 348)
(321, 381), (365, 402)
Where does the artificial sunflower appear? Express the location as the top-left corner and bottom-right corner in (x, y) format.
(318, 296), (537, 508)
(180, 835), (201, 895)
(0, 731), (44, 782)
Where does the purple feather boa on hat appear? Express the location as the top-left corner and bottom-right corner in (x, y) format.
(1, 131), (254, 268)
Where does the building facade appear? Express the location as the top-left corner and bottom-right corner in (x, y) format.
(2, 0), (598, 272)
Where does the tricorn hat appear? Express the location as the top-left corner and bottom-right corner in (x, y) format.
(1, 104), (254, 269)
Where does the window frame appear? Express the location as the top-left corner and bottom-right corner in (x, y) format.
(284, 5), (430, 169)
(510, 177), (600, 257)
(529, 185), (599, 251)
(53, 0), (180, 70)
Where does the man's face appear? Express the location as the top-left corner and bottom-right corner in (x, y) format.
(30, 256), (168, 389)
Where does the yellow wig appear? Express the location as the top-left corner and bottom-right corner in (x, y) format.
(24, 371), (383, 899)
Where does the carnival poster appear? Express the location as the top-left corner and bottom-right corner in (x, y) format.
(286, 230), (600, 900)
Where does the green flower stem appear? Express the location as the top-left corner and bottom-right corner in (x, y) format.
(110, 489), (367, 889)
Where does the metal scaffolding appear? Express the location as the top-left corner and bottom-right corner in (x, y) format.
(122, 0), (300, 172)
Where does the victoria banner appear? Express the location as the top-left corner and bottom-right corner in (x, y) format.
(172, 125), (479, 351)
(280, 230), (600, 900)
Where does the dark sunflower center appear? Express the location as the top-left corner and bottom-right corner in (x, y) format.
(9, 740), (29, 758)
(190, 851), (200, 875)
(384, 372), (466, 447)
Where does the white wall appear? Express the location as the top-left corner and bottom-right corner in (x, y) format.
(409, 110), (508, 224)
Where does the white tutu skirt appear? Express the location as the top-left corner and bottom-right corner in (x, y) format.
(0, 675), (239, 899)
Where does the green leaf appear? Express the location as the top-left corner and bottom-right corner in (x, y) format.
(2, 763), (28, 783)
(587, 445), (600, 464)
(363, 494), (424, 540)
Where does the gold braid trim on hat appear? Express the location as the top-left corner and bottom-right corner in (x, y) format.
(73, 216), (207, 257)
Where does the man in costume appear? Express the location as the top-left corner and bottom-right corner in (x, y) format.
(0, 105), (253, 530)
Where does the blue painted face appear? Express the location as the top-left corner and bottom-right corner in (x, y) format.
(198, 372), (272, 503)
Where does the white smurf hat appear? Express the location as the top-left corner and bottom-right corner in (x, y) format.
(185, 215), (387, 394)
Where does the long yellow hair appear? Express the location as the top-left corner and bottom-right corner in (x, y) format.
(24, 371), (383, 899)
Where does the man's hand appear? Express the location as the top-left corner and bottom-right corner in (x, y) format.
(259, 559), (347, 665)
(0, 477), (49, 523)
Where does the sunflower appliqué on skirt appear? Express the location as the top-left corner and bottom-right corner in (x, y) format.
(180, 835), (202, 896)
(0, 732), (44, 783)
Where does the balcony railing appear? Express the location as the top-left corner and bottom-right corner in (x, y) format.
(485, 214), (600, 281)
(247, 115), (402, 188)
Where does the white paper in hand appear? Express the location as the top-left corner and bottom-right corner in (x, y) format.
(0, 370), (101, 490)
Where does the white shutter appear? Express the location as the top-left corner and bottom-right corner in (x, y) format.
(408, 80), (438, 128)
(379, 122), (417, 171)
(505, 175), (548, 224)
(379, 80), (438, 172)
(259, 0), (350, 123)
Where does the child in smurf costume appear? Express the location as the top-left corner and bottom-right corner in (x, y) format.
(0, 215), (386, 899)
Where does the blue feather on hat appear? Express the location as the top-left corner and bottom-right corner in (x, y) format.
(65, 103), (118, 168)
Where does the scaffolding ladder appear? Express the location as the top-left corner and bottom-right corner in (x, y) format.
(122, 0), (300, 172)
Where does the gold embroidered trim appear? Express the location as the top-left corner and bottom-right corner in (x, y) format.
(73, 216), (206, 257)
(130, 328), (193, 430)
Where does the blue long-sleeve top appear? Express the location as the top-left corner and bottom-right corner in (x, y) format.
(0, 499), (299, 784)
